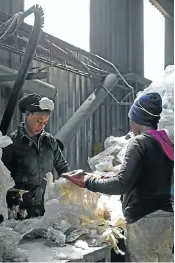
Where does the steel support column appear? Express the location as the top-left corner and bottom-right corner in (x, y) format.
(0, 0), (24, 15)
(90, 0), (144, 76)
(165, 18), (174, 67)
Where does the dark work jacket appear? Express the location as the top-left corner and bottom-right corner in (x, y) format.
(85, 134), (174, 223)
(2, 123), (69, 211)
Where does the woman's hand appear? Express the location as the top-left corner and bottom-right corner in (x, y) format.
(61, 169), (89, 188)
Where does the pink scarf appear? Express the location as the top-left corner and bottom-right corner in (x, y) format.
(146, 130), (174, 161)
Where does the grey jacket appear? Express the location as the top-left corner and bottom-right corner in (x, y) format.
(2, 123), (69, 208)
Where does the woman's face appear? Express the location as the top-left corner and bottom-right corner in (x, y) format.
(26, 112), (50, 136)
(130, 120), (140, 136)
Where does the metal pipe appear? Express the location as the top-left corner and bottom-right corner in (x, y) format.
(0, 5), (44, 135)
(124, 72), (151, 86)
(55, 73), (118, 145)
(0, 71), (47, 82)
(44, 40), (95, 79)
(0, 65), (56, 99)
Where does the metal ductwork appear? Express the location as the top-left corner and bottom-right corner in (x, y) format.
(55, 73), (118, 146)
(0, 65), (56, 99)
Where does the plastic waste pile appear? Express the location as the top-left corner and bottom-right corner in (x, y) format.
(1, 174), (125, 258)
(88, 134), (131, 174)
(0, 135), (125, 262)
(137, 65), (174, 142)
(36, 173), (126, 254)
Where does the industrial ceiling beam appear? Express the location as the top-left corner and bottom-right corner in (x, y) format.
(0, 65), (56, 99)
(149, 0), (174, 20)
(0, 71), (47, 82)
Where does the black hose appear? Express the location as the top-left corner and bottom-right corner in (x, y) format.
(0, 5), (44, 135)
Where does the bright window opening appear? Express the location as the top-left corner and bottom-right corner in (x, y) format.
(25, 0), (90, 51)
(144, 0), (165, 80)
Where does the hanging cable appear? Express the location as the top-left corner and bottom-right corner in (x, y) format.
(0, 5), (44, 135)
(94, 54), (135, 101)
(0, 12), (23, 42)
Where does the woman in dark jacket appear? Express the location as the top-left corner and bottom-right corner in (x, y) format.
(2, 93), (69, 219)
(61, 92), (174, 262)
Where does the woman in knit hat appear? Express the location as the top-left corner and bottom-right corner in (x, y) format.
(2, 93), (69, 219)
(61, 92), (174, 262)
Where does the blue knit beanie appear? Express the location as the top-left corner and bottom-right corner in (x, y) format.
(128, 92), (162, 128)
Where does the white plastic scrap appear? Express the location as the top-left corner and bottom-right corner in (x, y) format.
(3, 247), (29, 262)
(88, 155), (115, 172)
(104, 135), (127, 149)
(53, 219), (72, 233)
(74, 240), (89, 250)
(137, 65), (174, 141)
(0, 132), (15, 220)
(2, 218), (39, 236)
(44, 172), (56, 203)
(95, 160), (114, 172)
(0, 226), (24, 261)
(46, 227), (66, 246)
(0, 160), (15, 221)
(52, 249), (84, 261)
(41, 173), (125, 253)
(88, 135), (129, 172)
(0, 131), (13, 148)
(66, 228), (89, 243)
(37, 199), (61, 229)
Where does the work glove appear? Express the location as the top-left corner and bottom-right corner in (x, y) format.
(61, 169), (90, 188)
